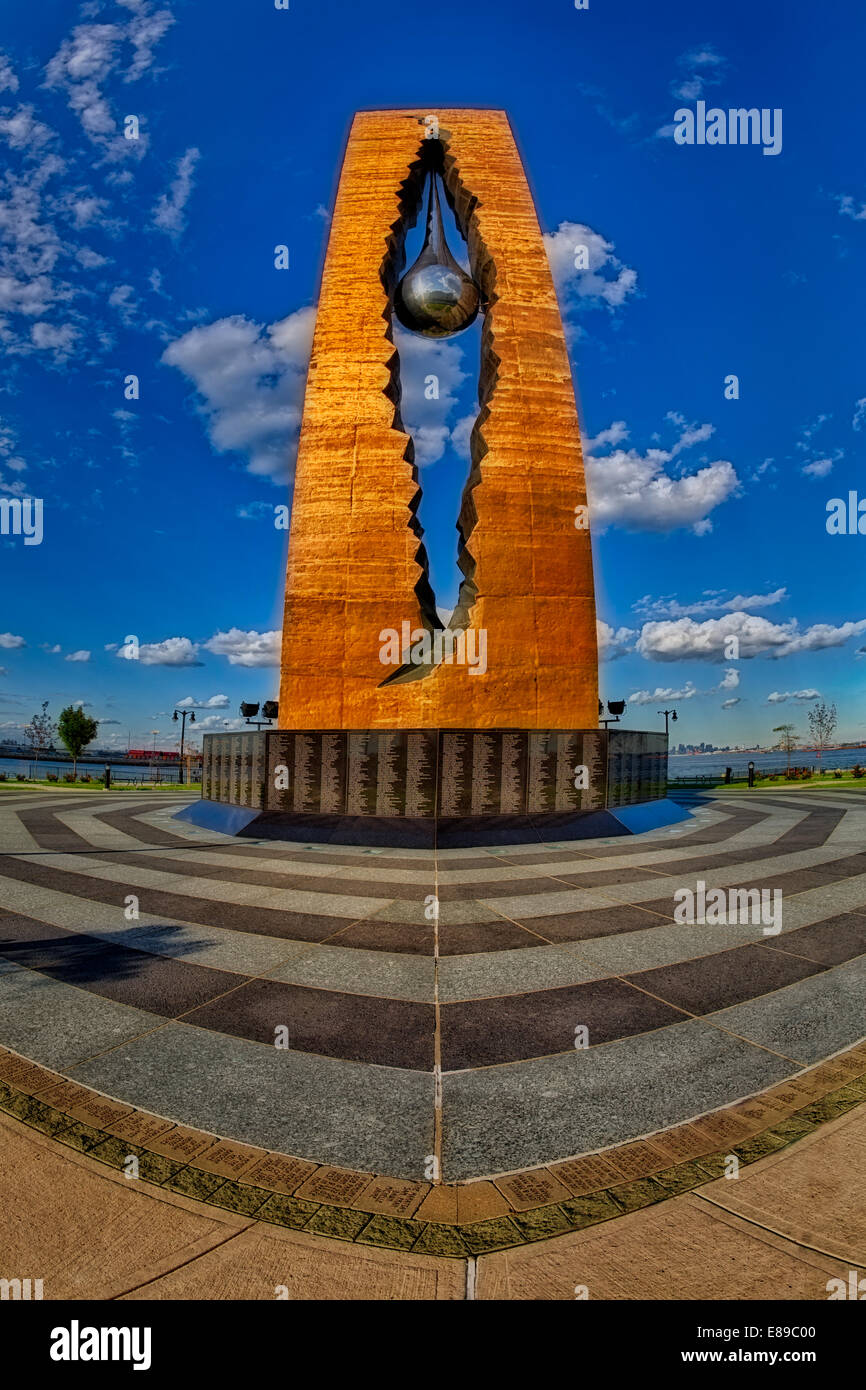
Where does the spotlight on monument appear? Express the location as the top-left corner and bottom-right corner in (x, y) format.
(599, 700), (626, 729)
(239, 702), (259, 719)
(262, 701), (278, 721)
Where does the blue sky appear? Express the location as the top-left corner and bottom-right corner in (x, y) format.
(1, 0), (865, 752)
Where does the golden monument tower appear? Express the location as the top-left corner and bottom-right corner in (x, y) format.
(279, 109), (598, 731)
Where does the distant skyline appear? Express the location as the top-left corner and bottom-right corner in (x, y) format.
(1, 0), (864, 751)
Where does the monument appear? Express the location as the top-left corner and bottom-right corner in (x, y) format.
(182, 110), (679, 846)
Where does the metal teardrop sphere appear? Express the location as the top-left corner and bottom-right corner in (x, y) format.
(393, 173), (480, 338)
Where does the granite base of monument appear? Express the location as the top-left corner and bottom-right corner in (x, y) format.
(174, 727), (689, 846)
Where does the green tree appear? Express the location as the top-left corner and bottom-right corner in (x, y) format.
(807, 701), (838, 765)
(23, 701), (57, 772)
(57, 705), (99, 780)
(773, 723), (798, 776)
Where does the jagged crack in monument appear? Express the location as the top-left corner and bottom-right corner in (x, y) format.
(186, 109), (676, 845)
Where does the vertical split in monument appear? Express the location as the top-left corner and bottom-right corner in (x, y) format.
(279, 109), (598, 730)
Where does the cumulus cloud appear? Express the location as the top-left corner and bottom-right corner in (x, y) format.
(162, 307), (315, 482)
(721, 698), (741, 709)
(64, 649), (90, 662)
(596, 619), (637, 661)
(0, 633), (25, 648)
(543, 222), (638, 315)
(637, 612), (866, 663)
(585, 414), (738, 534)
(853, 398), (866, 432)
(203, 628), (280, 668)
(128, 637), (203, 667)
(152, 146), (199, 236)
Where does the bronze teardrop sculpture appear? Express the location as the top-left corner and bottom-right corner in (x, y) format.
(393, 171), (480, 338)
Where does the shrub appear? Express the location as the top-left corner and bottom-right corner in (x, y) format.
(854, 765), (864, 779)
(0, 773), (6, 781)
(63, 774), (75, 783)
(16, 774), (25, 781)
(47, 773), (58, 781)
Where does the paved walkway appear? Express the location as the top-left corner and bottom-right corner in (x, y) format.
(0, 786), (864, 1277)
(2, 1097), (863, 1298)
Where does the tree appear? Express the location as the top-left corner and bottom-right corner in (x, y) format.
(23, 701), (56, 772)
(807, 701), (838, 766)
(773, 724), (798, 776)
(57, 705), (99, 780)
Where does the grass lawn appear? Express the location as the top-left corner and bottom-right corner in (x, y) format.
(670, 775), (866, 793)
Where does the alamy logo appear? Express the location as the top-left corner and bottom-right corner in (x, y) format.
(674, 101), (782, 156)
(673, 880), (782, 935)
(0, 1277), (43, 1300)
(379, 622), (487, 675)
(49, 1321), (152, 1371)
(0, 496), (43, 545)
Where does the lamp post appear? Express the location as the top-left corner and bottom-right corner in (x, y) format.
(172, 708), (196, 785)
(657, 708), (678, 737)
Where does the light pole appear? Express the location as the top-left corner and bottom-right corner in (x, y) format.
(658, 708), (678, 738)
(150, 729), (159, 786)
(172, 708), (196, 785)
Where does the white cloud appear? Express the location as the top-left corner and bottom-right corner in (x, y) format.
(657, 47), (727, 134)
(853, 398), (866, 431)
(175, 693), (230, 708)
(152, 146), (199, 236)
(192, 714), (248, 732)
(627, 681), (698, 705)
(129, 636), (203, 667)
(766, 689), (820, 704)
(543, 222), (638, 314)
(637, 612), (866, 663)
(633, 588), (788, 620)
(718, 667), (740, 690)
(162, 307), (315, 482)
(44, 4), (173, 157)
(721, 698), (741, 709)
(203, 628), (280, 668)
(836, 194), (866, 222)
(64, 649), (90, 662)
(585, 415), (738, 534)
(802, 457), (834, 478)
(393, 328), (470, 467)
(596, 619), (637, 661)
(0, 633), (25, 648)
(30, 321), (78, 356)
(0, 51), (19, 94)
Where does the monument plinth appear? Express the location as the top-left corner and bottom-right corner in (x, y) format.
(180, 110), (682, 846)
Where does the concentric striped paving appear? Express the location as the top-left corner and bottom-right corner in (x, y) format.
(0, 788), (864, 1187)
